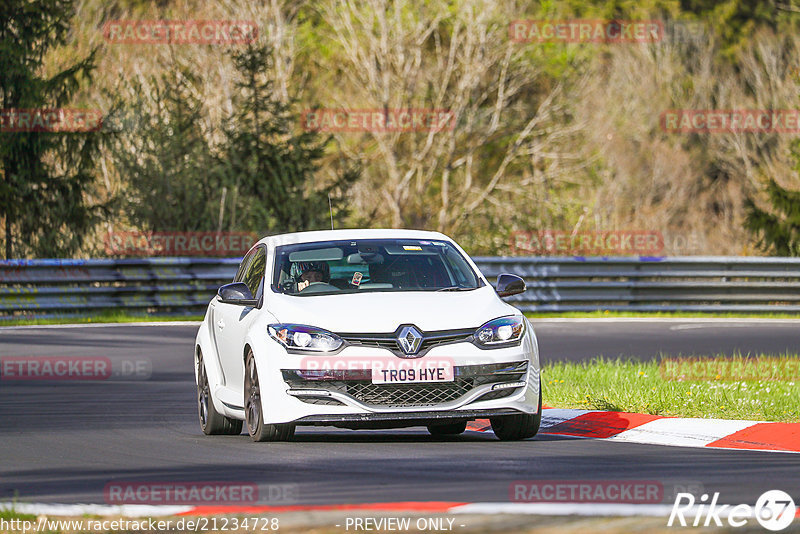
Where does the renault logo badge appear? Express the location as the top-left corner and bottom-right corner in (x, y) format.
(397, 325), (423, 355)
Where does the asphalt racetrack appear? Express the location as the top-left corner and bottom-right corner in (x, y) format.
(0, 320), (798, 507)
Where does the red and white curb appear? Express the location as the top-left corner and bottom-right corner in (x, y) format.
(466, 408), (800, 453)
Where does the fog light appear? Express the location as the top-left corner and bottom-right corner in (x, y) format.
(288, 389), (331, 397)
(491, 381), (526, 390)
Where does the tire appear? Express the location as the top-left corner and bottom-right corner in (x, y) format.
(197, 350), (242, 436)
(427, 421), (467, 436)
(244, 350), (295, 442)
(490, 385), (542, 441)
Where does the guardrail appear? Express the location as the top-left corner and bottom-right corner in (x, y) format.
(474, 256), (800, 313)
(1, 256), (800, 319)
(0, 258), (239, 319)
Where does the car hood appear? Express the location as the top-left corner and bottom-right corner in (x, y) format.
(267, 285), (518, 333)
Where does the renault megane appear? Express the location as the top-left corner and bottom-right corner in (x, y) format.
(194, 229), (542, 441)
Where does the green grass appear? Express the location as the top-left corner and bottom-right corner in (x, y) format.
(527, 311), (800, 319)
(543, 355), (800, 422)
(0, 311), (203, 326)
(0, 507), (36, 522)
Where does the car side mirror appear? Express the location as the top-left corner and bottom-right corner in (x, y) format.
(495, 273), (526, 298)
(217, 282), (258, 306)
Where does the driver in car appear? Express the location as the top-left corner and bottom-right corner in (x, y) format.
(296, 261), (330, 291)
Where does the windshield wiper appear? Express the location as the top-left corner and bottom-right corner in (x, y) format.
(436, 286), (475, 292)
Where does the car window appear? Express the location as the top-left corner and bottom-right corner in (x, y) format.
(234, 248), (258, 283)
(242, 247), (266, 299)
(442, 246), (478, 287)
(272, 239), (483, 296)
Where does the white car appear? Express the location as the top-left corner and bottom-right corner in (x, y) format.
(194, 229), (542, 441)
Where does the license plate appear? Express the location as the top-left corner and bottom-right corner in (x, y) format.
(371, 364), (454, 384)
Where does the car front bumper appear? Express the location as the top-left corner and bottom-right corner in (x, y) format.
(293, 408), (525, 429)
(249, 322), (541, 426)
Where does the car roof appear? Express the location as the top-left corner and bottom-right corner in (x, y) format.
(258, 229), (452, 249)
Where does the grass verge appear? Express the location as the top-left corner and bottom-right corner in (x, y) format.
(0, 508), (36, 522)
(543, 354), (800, 422)
(0, 311), (203, 327)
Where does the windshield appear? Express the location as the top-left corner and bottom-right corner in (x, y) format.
(272, 238), (484, 296)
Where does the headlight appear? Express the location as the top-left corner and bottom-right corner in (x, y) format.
(474, 316), (525, 348)
(268, 324), (344, 352)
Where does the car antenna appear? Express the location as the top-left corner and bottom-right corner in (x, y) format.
(328, 194), (334, 230)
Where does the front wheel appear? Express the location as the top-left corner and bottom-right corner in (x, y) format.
(244, 350), (295, 442)
(197, 351), (242, 436)
(490, 386), (542, 441)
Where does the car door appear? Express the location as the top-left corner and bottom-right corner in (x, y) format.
(211, 247), (256, 378)
(216, 246), (266, 403)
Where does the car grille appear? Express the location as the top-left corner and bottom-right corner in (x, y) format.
(283, 361), (527, 408)
(339, 329), (474, 357)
